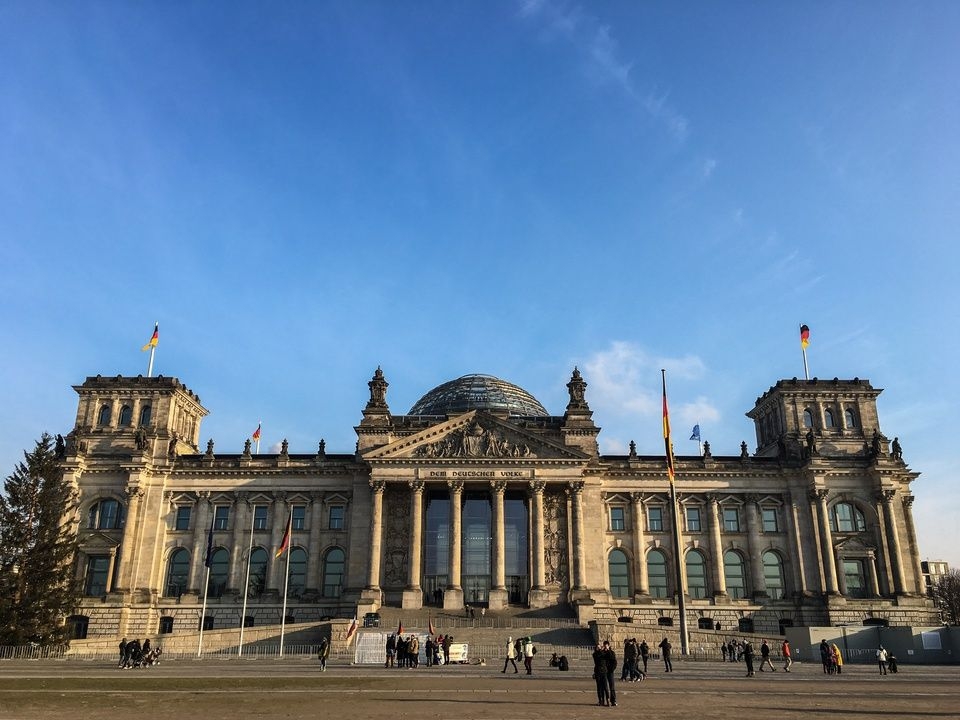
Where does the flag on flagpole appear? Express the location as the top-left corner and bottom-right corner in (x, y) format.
(800, 324), (811, 349)
(344, 615), (358, 645)
(141, 323), (159, 351)
(690, 424), (701, 442)
(203, 522), (215, 568)
(662, 371), (676, 484)
(428, 617), (436, 636)
(275, 512), (292, 558)
(251, 423), (261, 441)
(397, 619), (404, 637)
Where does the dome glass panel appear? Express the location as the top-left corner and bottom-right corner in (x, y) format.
(408, 374), (549, 417)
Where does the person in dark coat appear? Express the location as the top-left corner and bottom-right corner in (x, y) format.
(658, 637), (673, 672)
(601, 640), (618, 706)
(592, 643), (611, 706)
(743, 640), (755, 677)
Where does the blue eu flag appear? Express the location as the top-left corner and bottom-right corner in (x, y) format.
(690, 424), (701, 441)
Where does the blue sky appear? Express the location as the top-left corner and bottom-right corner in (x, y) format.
(2, 1), (957, 568)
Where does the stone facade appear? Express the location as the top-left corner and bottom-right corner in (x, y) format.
(61, 370), (938, 643)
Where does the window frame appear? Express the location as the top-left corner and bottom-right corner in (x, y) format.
(291, 505), (306, 531)
(253, 505), (269, 531)
(213, 505), (230, 531)
(647, 506), (664, 532)
(322, 547), (345, 598)
(164, 548), (190, 597)
(174, 505), (192, 531)
(724, 550), (747, 599)
(686, 506), (701, 532)
(647, 549), (668, 598)
(761, 507), (779, 533)
(608, 548), (630, 598)
(328, 505), (345, 530)
(609, 506), (626, 532)
(686, 549), (708, 599)
(722, 507), (741, 532)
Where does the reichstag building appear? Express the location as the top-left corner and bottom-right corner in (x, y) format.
(61, 367), (938, 640)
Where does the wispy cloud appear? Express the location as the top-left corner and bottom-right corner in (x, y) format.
(517, 0), (688, 142)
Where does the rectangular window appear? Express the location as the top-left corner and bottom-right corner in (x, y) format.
(329, 505), (344, 530)
(253, 505), (269, 530)
(648, 507), (663, 532)
(761, 508), (779, 532)
(175, 506), (192, 531)
(85, 556), (110, 596)
(722, 508), (740, 532)
(214, 506), (230, 531)
(610, 506), (625, 532)
(292, 505), (306, 531)
(686, 507), (701, 532)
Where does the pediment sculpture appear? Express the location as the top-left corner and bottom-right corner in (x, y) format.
(412, 420), (537, 459)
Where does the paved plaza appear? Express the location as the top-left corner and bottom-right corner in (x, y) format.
(1, 658), (957, 720)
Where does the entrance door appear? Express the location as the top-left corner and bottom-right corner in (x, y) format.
(462, 495), (491, 603)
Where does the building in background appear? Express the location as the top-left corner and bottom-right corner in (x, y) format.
(59, 368), (938, 642)
(921, 559), (951, 596)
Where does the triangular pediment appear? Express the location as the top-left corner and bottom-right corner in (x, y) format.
(365, 411), (588, 461)
(80, 530), (121, 549)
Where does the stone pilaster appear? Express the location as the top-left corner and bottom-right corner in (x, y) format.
(488, 480), (509, 610)
(706, 494), (726, 598)
(744, 494), (767, 598)
(631, 492), (649, 598)
(444, 480), (464, 610)
(402, 480), (424, 609)
(528, 480), (550, 607)
(881, 489), (906, 596)
(812, 489), (839, 594)
(360, 480), (385, 607)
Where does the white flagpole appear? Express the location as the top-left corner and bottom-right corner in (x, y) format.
(238, 505), (257, 657)
(198, 563), (211, 657)
(802, 346), (810, 380)
(256, 421), (261, 455)
(279, 514), (293, 657)
(147, 345), (156, 378)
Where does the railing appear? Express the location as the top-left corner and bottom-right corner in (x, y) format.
(371, 615), (583, 630)
(0, 645), (68, 660)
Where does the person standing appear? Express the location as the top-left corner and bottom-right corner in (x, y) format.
(877, 645), (888, 675)
(743, 640), (755, 677)
(621, 638), (636, 682)
(639, 639), (650, 675)
(318, 637), (330, 672)
(385, 633), (396, 668)
(118, 638), (127, 669)
(658, 637), (673, 673)
(523, 637), (535, 675)
(781, 638), (792, 672)
(592, 643), (610, 706)
(601, 640), (618, 706)
(831, 643), (843, 675)
(501, 636), (518, 674)
(443, 634), (452, 665)
(759, 640), (775, 672)
(425, 636), (434, 667)
(819, 639), (833, 674)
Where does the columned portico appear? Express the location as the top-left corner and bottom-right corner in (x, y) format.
(359, 480), (385, 608)
(443, 480), (464, 609)
(402, 480), (425, 609)
(528, 480), (550, 607)
(488, 480), (509, 610)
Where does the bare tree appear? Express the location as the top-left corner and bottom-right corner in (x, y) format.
(931, 569), (960, 626)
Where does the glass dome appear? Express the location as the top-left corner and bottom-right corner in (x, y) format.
(408, 374), (549, 417)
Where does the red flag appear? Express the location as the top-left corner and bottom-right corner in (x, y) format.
(275, 512), (292, 558)
(428, 617), (436, 636)
(344, 616), (358, 645)
(662, 371), (675, 484)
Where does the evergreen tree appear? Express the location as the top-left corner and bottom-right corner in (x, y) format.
(0, 433), (79, 645)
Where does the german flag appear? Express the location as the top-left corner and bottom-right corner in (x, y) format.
(800, 324), (811, 350)
(141, 323), (159, 352)
(397, 619), (404, 637)
(251, 423), (261, 442)
(344, 616), (358, 645)
(428, 617), (436, 636)
(275, 512), (292, 558)
(662, 371), (676, 484)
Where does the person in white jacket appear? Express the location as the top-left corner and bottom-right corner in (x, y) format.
(501, 636), (518, 674)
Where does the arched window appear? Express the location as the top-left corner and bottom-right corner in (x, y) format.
(288, 548), (307, 597)
(87, 499), (125, 530)
(608, 548), (630, 598)
(824, 408), (836, 428)
(686, 550), (708, 599)
(831, 502), (866, 532)
(248, 548), (268, 597)
(762, 551), (785, 599)
(844, 408), (858, 428)
(165, 548), (190, 597)
(322, 547), (345, 597)
(139, 405), (152, 426)
(97, 404), (111, 426)
(802, 409), (814, 428)
(724, 551), (747, 598)
(118, 405), (132, 426)
(207, 548), (229, 598)
(647, 549), (668, 598)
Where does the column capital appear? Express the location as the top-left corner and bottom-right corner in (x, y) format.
(370, 479), (386, 493)
(630, 491), (645, 505)
(528, 480), (546, 495)
(743, 493), (761, 506)
(409, 480), (425, 493)
(880, 488), (897, 504)
(125, 484), (145, 500)
(446, 479), (464, 494)
(567, 480), (584, 494)
(901, 493), (915, 508)
(810, 488), (829, 503)
(490, 479), (507, 494)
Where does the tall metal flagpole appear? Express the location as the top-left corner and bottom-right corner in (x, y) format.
(800, 324), (810, 380)
(197, 563), (211, 657)
(147, 344), (156, 378)
(238, 505), (257, 657)
(662, 370), (689, 656)
(279, 514), (293, 657)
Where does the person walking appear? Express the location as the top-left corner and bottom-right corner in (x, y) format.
(592, 643), (611, 706)
(522, 637), (535, 675)
(639, 639), (650, 675)
(743, 640), (755, 677)
(759, 640), (776, 672)
(621, 638), (637, 682)
(658, 637), (673, 673)
(781, 638), (792, 672)
(501, 636), (519, 674)
(318, 637), (330, 672)
(877, 645), (888, 675)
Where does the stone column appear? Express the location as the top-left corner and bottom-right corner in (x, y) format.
(268, 492), (288, 594)
(813, 489), (839, 594)
(706, 494), (726, 598)
(489, 480), (509, 610)
(901, 494), (925, 595)
(873, 495), (894, 595)
(114, 485), (144, 593)
(105, 546), (118, 594)
(785, 494), (808, 596)
(402, 481), (425, 609)
(569, 481), (587, 594)
(365, 480), (385, 592)
(227, 493), (248, 593)
(188, 491), (211, 594)
(881, 489), (906, 595)
(631, 492), (649, 597)
(306, 491), (324, 593)
(744, 495), (767, 597)
(444, 480), (464, 609)
(528, 481), (549, 607)
(868, 550), (881, 597)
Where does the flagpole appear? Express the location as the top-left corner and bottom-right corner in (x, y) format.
(147, 345), (156, 378)
(279, 515), (293, 657)
(800, 324), (810, 380)
(198, 563), (211, 657)
(238, 505), (257, 657)
(256, 421), (261, 455)
(662, 370), (689, 657)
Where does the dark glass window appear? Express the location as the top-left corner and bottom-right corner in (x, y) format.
(686, 550), (708, 598)
(724, 551), (746, 598)
(247, 548), (268, 597)
(139, 405), (152, 426)
(159, 616), (174, 634)
(803, 409), (814, 428)
(84, 556), (110, 596)
(97, 404), (111, 426)
(648, 507), (663, 532)
(119, 405), (132, 426)
(763, 551), (785, 599)
(686, 507), (701, 532)
(723, 508), (740, 532)
(88, 499), (125, 530)
(648, 549), (668, 598)
(610, 506), (625, 531)
(68, 615), (89, 640)
(844, 559), (867, 598)
(288, 548), (307, 597)
(844, 408), (858, 428)
(608, 548), (630, 598)
(322, 548), (345, 598)
(824, 408), (836, 428)
(175, 506), (191, 531)
(761, 508), (779, 532)
(207, 548), (229, 598)
(291, 505), (306, 531)
(214, 505), (230, 530)
(832, 502), (866, 532)
(253, 505), (269, 530)
(329, 505), (344, 529)
(165, 548), (190, 597)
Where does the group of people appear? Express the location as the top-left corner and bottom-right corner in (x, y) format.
(117, 637), (161, 669)
(620, 637), (649, 681)
(502, 636), (537, 674)
(876, 645), (899, 675)
(722, 638), (791, 674)
(818, 639), (845, 675)
(385, 633), (453, 667)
